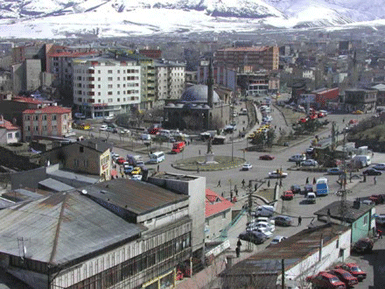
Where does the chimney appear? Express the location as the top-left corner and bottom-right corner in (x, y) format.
(207, 58), (214, 108)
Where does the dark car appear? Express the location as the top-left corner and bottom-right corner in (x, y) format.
(369, 194), (385, 204)
(272, 215), (292, 227)
(328, 269), (358, 288)
(238, 231), (268, 245)
(259, 154), (275, 160)
(290, 184), (301, 194)
(303, 184), (313, 194)
(335, 263), (367, 281)
(281, 191), (294, 200)
(306, 272), (346, 289)
(352, 238), (374, 254)
(363, 168), (382, 176)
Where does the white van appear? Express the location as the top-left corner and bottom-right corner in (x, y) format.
(255, 205), (274, 217)
(306, 192), (316, 204)
(353, 155), (371, 168)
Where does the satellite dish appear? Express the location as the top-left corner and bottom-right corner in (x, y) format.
(81, 190), (88, 195)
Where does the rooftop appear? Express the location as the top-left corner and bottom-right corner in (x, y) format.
(48, 51), (99, 58)
(205, 189), (233, 218)
(314, 200), (373, 223)
(224, 223), (348, 276)
(0, 118), (19, 131)
(217, 46), (273, 52)
(78, 138), (112, 153)
(0, 191), (144, 265)
(83, 178), (189, 216)
(23, 105), (71, 114)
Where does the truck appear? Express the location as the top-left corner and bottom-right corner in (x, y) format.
(171, 141), (186, 153)
(353, 155), (371, 168)
(126, 154), (144, 167)
(315, 177), (329, 196)
(212, 135), (226, 145)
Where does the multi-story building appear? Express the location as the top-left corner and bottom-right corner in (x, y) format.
(12, 59), (42, 94)
(237, 72), (280, 96)
(198, 60), (237, 91)
(343, 88), (377, 113)
(22, 105), (72, 141)
(72, 55), (141, 118)
(155, 59), (186, 102)
(214, 46), (279, 72)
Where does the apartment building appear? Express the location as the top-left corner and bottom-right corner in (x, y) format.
(155, 59), (186, 102)
(214, 46), (279, 72)
(0, 115), (21, 144)
(72, 55), (141, 118)
(22, 105), (72, 141)
(198, 60), (237, 91)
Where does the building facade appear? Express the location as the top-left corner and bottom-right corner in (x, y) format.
(0, 116), (21, 144)
(72, 56), (141, 118)
(344, 89), (377, 113)
(198, 61), (237, 91)
(22, 105), (72, 141)
(155, 59), (186, 102)
(214, 46), (279, 72)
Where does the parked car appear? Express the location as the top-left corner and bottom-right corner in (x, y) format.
(349, 119), (358, 125)
(289, 154), (306, 162)
(131, 174), (143, 181)
(268, 236), (287, 247)
(303, 184), (313, 193)
(363, 168), (382, 175)
(268, 170), (288, 178)
(116, 157), (126, 165)
(352, 238), (374, 254)
(369, 194), (385, 204)
(272, 215), (292, 227)
(290, 184), (301, 194)
(376, 214), (385, 226)
(373, 163), (385, 170)
(124, 165), (134, 174)
(252, 228), (273, 238)
(301, 159), (318, 166)
(328, 269), (358, 288)
(259, 154), (275, 160)
(99, 124), (108, 131)
(327, 167), (344, 175)
(131, 167), (142, 175)
(352, 110), (363, 114)
(306, 192), (316, 204)
(238, 231), (268, 244)
(335, 263), (367, 281)
(306, 272), (346, 289)
(281, 191), (294, 200)
(242, 163), (253, 171)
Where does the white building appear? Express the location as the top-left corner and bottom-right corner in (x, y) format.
(72, 56), (141, 118)
(155, 59), (185, 102)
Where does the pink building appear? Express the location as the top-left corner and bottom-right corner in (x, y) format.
(22, 106), (72, 142)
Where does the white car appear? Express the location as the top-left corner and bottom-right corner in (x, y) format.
(247, 221), (275, 233)
(253, 228), (273, 238)
(268, 236), (287, 246)
(301, 159), (318, 166)
(99, 124), (108, 131)
(242, 163), (253, 171)
(373, 163), (385, 170)
(268, 170), (288, 178)
(289, 154), (306, 162)
(131, 174), (143, 181)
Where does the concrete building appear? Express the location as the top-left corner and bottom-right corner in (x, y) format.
(343, 88), (377, 113)
(205, 189), (233, 241)
(147, 172), (206, 261)
(237, 72), (280, 96)
(72, 55), (141, 118)
(198, 60), (237, 91)
(0, 115), (21, 144)
(214, 46), (279, 72)
(371, 83), (385, 106)
(22, 105), (72, 141)
(39, 138), (112, 181)
(221, 223), (351, 289)
(12, 59), (42, 94)
(0, 70), (12, 93)
(155, 59), (186, 102)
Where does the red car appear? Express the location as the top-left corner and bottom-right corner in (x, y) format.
(328, 269), (358, 288)
(335, 263), (366, 281)
(318, 112), (326, 118)
(309, 113), (318, 120)
(259, 154), (275, 160)
(298, 117), (308, 123)
(281, 191), (294, 200)
(306, 272), (346, 289)
(116, 157), (126, 165)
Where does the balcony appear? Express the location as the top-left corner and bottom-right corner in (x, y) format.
(88, 77), (95, 81)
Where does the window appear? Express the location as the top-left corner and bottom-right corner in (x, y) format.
(80, 146), (84, 153)
(222, 212), (226, 219)
(34, 115), (39, 121)
(27, 126), (30, 131)
(108, 77), (113, 81)
(43, 115), (47, 121)
(364, 216), (368, 225)
(52, 115), (57, 121)
(336, 240), (339, 248)
(35, 126), (38, 131)
(7, 133), (12, 139)
(108, 91), (113, 95)
(74, 159), (79, 167)
(108, 98), (113, 103)
(108, 70), (113, 74)
(108, 84), (113, 88)
(25, 115), (30, 121)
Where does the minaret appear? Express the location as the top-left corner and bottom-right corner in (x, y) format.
(207, 58), (214, 108)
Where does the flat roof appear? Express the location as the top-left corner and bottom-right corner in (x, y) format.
(83, 178), (189, 216)
(314, 200), (373, 223)
(0, 191), (144, 265)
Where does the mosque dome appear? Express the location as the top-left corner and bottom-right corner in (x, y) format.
(180, 85), (220, 104)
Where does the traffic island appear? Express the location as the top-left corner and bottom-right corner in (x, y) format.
(172, 156), (245, 171)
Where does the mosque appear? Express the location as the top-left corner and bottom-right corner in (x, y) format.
(163, 62), (233, 131)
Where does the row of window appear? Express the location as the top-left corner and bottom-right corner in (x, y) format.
(76, 76), (140, 81)
(76, 83), (139, 89)
(74, 69), (140, 74)
(76, 97), (139, 103)
(25, 125), (60, 132)
(24, 114), (60, 121)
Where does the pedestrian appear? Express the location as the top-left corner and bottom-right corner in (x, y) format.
(241, 179), (245, 187)
(230, 191), (233, 201)
(254, 183), (257, 191)
(378, 229), (383, 239)
(197, 167), (200, 173)
(279, 179), (283, 187)
(237, 239), (242, 248)
(364, 174), (367, 182)
(199, 150), (201, 155)
(221, 192), (224, 197)
(267, 180), (270, 187)
(235, 246), (240, 258)
(306, 177), (309, 184)
(298, 216), (302, 226)
(157, 164), (160, 172)
(313, 177), (316, 185)
(217, 180), (221, 187)
(235, 188), (238, 196)
(374, 176), (377, 185)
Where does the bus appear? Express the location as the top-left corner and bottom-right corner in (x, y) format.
(149, 151), (165, 163)
(316, 177), (329, 196)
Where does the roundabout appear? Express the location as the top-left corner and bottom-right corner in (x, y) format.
(172, 155), (245, 171)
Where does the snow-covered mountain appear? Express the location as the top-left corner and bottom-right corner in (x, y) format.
(0, 0), (384, 39)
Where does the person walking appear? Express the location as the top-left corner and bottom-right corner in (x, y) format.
(235, 246), (240, 258)
(374, 176), (377, 185)
(217, 180), (221, 187)
(306, 177), (309, 184)
(241, 179), (245, 187)
(313, 177), (316, 185)
(237, 239), (242, 249)
(298, 216), (302, 226)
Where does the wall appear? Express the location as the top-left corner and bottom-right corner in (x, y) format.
(205, 208), (232, 240)
(352, 212), (371, 243)
(25, 59), (41, 92)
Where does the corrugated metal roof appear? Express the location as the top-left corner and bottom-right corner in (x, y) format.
(0, 191), (144, 265)
(38, 178), (74, 192)
(224, 223), (348, 276)
(84, 178), (189, 216)
(48, 169), (99, 184)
